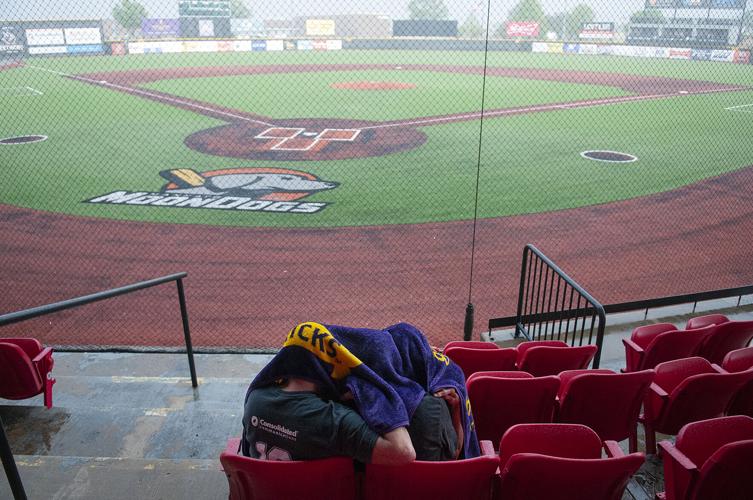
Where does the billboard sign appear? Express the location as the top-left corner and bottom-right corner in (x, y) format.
(645, 0), (677, 7)
(64, 27), (102, 45)
(178, 1), (231, 18)
(506, 21), (540, 38)
(305, 19), (336, 36)
(579, 22), (614, 40)
(251, 40), (267, 51)
(142, 19), (180, 38)
(25, 28), (65, 46)
(0, 25), (24, 54)
(710, 0), (745, 7)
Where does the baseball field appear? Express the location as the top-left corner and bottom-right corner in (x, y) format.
(2, 49), (753, 349)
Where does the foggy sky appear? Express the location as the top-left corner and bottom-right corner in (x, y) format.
(3, 0), (657, 25)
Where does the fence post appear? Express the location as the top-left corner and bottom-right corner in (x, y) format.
(0, 416), (27, 500)
(176, 278), (198, 388)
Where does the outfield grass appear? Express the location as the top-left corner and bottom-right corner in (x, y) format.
(1, 50), (752, 228)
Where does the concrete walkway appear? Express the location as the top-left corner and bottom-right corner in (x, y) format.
(2, 299), (752, 499)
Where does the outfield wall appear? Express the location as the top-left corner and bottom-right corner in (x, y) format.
(532, 41), (751, 64)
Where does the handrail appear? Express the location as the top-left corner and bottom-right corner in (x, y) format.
(0, 272), (197, 388)
(493, 245), (607, 367)
(0, 416), (26, 500)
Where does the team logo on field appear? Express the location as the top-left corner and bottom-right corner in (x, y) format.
(85, 167), (339, 214)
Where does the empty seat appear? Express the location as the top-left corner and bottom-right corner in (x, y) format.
(641, 357), (750, 454)
(363, 450), (499, 500)
(697, 320), (753, 365)
(219, 438), (357, 500)
(556, 368), (654, 452)
(685, 313), (729, 330)
(658, 416), (753, 500)
(467, 372), (559, 447)
(722, 347), (753, 418)
(0, 337), (55, 408)
(444, 341), (499, 352)
(516, 341), (597, 377)
(496, 423), (645, 500)
(444, 347), (517, 379)
(623, 324), (714, 372)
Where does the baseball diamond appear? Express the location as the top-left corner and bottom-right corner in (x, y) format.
(2, 49), (753, 348)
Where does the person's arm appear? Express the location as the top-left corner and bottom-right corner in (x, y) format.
(370, 426), (416, 465)
(433, 388), (464, 459)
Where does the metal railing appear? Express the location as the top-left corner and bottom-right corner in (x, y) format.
(0, 273), (196, 500)
(488, 245), (607, 368)
(0, 272), (197, 387)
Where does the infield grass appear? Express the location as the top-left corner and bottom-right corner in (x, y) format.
(1, 50), (752, 228)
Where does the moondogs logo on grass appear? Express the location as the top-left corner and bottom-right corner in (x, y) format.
(85, 167), (339, 214)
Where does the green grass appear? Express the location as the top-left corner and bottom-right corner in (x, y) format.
(1, 50), (752, 228)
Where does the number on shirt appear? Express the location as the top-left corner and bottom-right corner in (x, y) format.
(255, 441), (292, 461)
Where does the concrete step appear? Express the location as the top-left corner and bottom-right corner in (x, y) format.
(0, 455), (227, 500)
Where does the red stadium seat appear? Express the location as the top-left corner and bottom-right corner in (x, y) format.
(722, 347), (753, 418)
(515, 341), (597, 376)
(685, 313), (729, 330)
(696, 320), (753, 365)
(444, 347), (517, 379)
(623, 324), (713, 372)
(443, 341), (499, 352)
(641, 357), (750, 454)
(467, 373), (559, 447)
(556, 368), (654, 452)
(219, 438), (357, 500)
(496, 424), (644, 500)
(0, 337), (55, 408)
(363, 446), (499, 500)
(658, 416), (753, 500)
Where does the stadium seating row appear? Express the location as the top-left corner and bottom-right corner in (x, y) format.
(220, 416), (753, 500)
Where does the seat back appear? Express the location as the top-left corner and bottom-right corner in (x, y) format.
(499, 423), (602, 467)
(659, 370), (752, 435)
(557, 369), (655, 442)
(515, 341), (568, 360)
(675, 416), (753, 468)
(498, 453), (645, 500)
(363, 455), (499, 500)
(444, 347), (517, 379)
(466, 371), (533, 386)
(699, 321), (753, 365)
(630, 323), (678, 349)
(639, 326), (715, 371)
(517, 345), (598, 377)
(219, 449), (356, 500)
(728, 371), (753, 417)
(444, 341), (499, 352)
(723, 347), (753, 373)
(0, 342), (43, 400)
(467, 375), (559, 446)
(692, 440), (753, 500)
(686, 313), (729, 331)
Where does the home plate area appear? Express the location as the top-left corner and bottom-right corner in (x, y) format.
(256, 127), (361, 152)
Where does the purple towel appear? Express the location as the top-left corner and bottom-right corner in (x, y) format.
(248, 321), (480, 458)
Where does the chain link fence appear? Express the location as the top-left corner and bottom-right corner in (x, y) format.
(1, 0), (753, 351)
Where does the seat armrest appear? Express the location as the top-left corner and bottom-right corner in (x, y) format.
(622, 338), (644, 353)
(658, 441), (696, 471)
(711, 363), (726, 374)
(32, 346), (53, 364)
(480, 440), (496, 457)
(622, 338), (644, 372)
(604, 440), (625, 458)
(649, 382), (668, 398)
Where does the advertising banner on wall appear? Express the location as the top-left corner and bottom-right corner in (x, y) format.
(645, 0), (677, 7)
(579, 22), (614, 40)
(0, 25), (25, 54)
(142, 19), (180, 38)
(305, 19), (336, 36)
(710, 0), (744, 7)
(251, 40), (267, 51)
(64, 27), (102, 45)
(297, 39), (313, 50)
(267, 40), (284, 51)
(733, 49), (750, 63)
(506, 21), (540, 38)
(25, 28), (65, 46)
